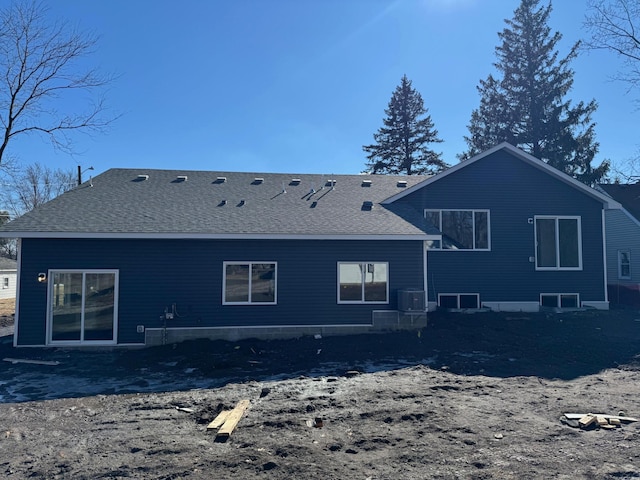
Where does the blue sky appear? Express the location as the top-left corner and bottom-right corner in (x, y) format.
(9, 0), (640, 178)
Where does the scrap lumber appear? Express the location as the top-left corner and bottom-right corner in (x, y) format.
(207, 410), (231, 430)
(564, 413), (638, 423)
(578, 414), (597, 428)
(3, 357), (60, 366)
(208, 399), (250, 441)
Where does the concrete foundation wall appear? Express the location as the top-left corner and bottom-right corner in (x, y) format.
(144, 311), (427, 346)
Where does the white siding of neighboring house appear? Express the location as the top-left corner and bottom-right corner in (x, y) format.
(605, 208), (640, 297)
(0, 269), (16, 300)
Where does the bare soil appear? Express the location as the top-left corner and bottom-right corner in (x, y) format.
(1, 308), (640, 479)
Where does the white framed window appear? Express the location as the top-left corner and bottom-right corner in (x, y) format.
(534, 216), (582, 270)
(424, 209), (490, 250)
(2, 277), (8, 289)
(223, 262), (277, 305)
(618, 250), (631, 279)
(338, 262), (388, 304)
(438, 293), (480, 309)
(540, 293), (579, 308)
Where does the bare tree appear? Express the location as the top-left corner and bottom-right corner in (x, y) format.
(584, 0), (640, 91)
(0, 0), (115, 166)
(1, 162), (75, 217)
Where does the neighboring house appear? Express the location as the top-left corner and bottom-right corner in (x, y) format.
(0, 257), (17, 300)
(0, 143), (620, 348)
(598, 183), (640, 306)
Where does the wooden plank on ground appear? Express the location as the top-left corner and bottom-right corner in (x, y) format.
(578, 414), (596, 428)
(564, 413), (639, 422)
(207, 410), (231, 430)
(216, 400), (250, 440)
(3, 358), (60, 366)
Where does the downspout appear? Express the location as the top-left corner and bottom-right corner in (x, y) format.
(13, 238), (21, 348)
(423, 241), (428, 311)
(601, 209), (609, 307)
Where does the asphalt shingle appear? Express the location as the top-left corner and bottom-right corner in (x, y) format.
(0, 169), (434, 238)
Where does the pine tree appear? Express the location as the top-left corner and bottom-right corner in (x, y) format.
(462, 0), (609, 185)
(364, 75), (447, 175)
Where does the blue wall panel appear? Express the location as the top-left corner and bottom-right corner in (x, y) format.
(16, 238), (424, 345)
(398, 150), (606, 304)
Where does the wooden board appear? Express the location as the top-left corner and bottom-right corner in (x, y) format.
(579, 415), (597, 428)
(207, 410), (231, 430)
(216, 400), (250, 439)
(564, 413), (639, 422)
(3, 358), (60, 366)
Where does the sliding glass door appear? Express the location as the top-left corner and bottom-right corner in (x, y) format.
(49, 270), (118, 344)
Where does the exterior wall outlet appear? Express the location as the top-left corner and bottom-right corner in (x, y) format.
(136, 325), (145, 333)
(165, 312), (174, 320)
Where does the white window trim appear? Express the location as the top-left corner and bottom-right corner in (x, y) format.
(46, 269), (119, 346)
(223, 261), (278, 305)
(424, 209), (491, 251)
(534, 215), (583, 271)
(337, 262), (389, 305)
(618, 250), (631, 280)
(540, 293), (580, 308)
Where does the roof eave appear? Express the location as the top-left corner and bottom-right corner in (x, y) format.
(2, 231), (439, 241)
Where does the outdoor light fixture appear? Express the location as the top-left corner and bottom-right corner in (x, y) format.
(37, 273), (47, 283)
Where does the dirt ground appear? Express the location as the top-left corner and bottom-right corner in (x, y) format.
(1, 307), (640, 479)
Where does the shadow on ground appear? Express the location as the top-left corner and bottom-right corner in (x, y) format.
(1, 309), (640, 403)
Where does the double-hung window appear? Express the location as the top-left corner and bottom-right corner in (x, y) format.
(424, 209), (490, 250)
(223, 262), (277, 304)
(618, 250), (631, 279)
(338, 262), (388, 303)
(535, 216), (582, 270)
(2, 277), (7, 289)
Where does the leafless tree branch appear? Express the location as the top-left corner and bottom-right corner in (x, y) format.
(584, 0), (640, 90)
(0, 0), (117, 165)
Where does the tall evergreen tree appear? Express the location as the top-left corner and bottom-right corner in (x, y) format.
(364, 75), (447, 175)
(462, 0), (609, 185)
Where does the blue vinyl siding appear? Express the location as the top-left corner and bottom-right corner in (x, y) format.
(399, 150), (606, 304)
(16, 238), (424, 345)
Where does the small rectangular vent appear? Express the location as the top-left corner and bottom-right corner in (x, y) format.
(361, 179), (372, 187)
(176, 175), (188, 182)
(290, 178), (301, 185)
(362, 201), (374, 211)
(397, 180), (407, 187)
(253, 177), (264, 184)
(215, 176), (227, 183)
(325, 179), (336, 187)
(135, 174), (149, 181)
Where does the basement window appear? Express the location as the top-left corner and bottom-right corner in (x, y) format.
(540, 293), (579, 308)
(438, 293), (480, 309)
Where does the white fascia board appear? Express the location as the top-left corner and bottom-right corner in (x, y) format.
(3, 231), (441, 241)
(382, 142), (622, 209)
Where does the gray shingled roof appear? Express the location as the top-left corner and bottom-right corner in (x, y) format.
(599, 183), (640, 222)
(0, 257), (16, 270)
(0, 169), (438, 239)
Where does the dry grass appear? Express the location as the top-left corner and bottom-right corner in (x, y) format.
(0, 298), (15, 317)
